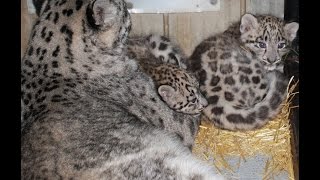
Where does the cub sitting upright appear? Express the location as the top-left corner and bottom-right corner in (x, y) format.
(189, 14), (299, 130)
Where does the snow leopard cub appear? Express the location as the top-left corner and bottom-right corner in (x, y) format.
(189, 13), (299, 130)
(127, 35), (208, 115)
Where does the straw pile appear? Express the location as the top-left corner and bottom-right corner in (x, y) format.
(192, 77), (298, 179)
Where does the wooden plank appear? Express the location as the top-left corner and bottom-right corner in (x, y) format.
(130, 13), (164, 36)
(168, 0), (241, 56)
(246, 0), (284, 18)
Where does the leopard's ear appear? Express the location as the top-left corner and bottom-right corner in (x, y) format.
(88, 0), (118, 28)
(158, 85), (175, 103)
(284, 22), (299, 42)
(33, 0), (46, 16)
(240, 13), (259, 34)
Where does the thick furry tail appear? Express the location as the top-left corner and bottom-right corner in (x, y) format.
(205, 70), (289, 130)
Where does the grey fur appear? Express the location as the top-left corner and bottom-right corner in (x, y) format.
(21, 0), (223, 179)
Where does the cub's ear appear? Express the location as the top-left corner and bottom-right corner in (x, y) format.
(240, 13), (259, 34)
(158, 85), (175, 103)
(90, 0), (118, 28)
(284, 22), (299, 42)
(33, 0), (46, 16)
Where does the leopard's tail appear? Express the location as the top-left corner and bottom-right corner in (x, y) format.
(205, 70), (289, 131)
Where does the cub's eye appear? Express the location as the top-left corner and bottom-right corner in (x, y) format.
(258, 42), (266, 48)
(190, 98), (197, 103)
(278, 42), (286, 49)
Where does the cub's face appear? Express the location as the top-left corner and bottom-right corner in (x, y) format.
(240, 14), (299, 71)
(156, 65), (208, 115)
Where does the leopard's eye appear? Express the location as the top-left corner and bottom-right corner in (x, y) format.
(278, 42), (286, 49)
(258, 42), (266, 48)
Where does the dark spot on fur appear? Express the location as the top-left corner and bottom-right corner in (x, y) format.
(246, 112), (256, 123)
(220, 52), (231, 59)
(76, 0), (83, 10)
(207, 51), (218, 59)
(52, 61), (59, 68)
(42, 49), (47, 55)
(45, 12), (52, 20)
(239, 66), (253, 74)
(260, 83), (267, 89)
(28, 46), (34, 56)
(54, 12), (59, 24)
(159, 43), (168, 50)
(36, 47), (41, 56)
(220, 63), (233, 74)
(224, 76), (235, 85)
(241, 91), (247, 99)
(252, 76), (260, 84)
(210, 75), (220, 86)
(23, 99), (29, 105)
(160, 36), (170, 42)
(62, 9), (74, 16)
(43, 3), (51, 13)
(38, 79), (43, 85)
(44, 85), (59, 92)
(226, 114), (245, 123)
(151, 41), (156, 49)
(224, 91), (234, 101)
(59, 0), (67, 6)
(52, 46), (60, 57)
(258, 106), (269, 119)
(36, 96), (46, 103)
(212, 118), (223, 126)
(208, 61), (217, 72)
(189, 42), (212, 72)
(212, 107), (224, 115)
(240, 75), (250, 84)
(45, 31), (53, 42)
(198, 70), (207, 86)
(24, 60), (34, 68)
(207, 95), (219, 105)
(211, 86), (222, 92)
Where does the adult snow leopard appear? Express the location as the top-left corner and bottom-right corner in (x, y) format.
(21, 0), (223, 179)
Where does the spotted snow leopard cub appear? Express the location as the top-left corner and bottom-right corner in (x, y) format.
(189, 14), (299, 131)
(127, 35), (207, 114)
(21, 0), (223, 179)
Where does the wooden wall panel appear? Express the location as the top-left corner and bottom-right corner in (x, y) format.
(246, 0), (285, 18)
(130, 14), (164, 36)
(168, 0), (241, 56)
